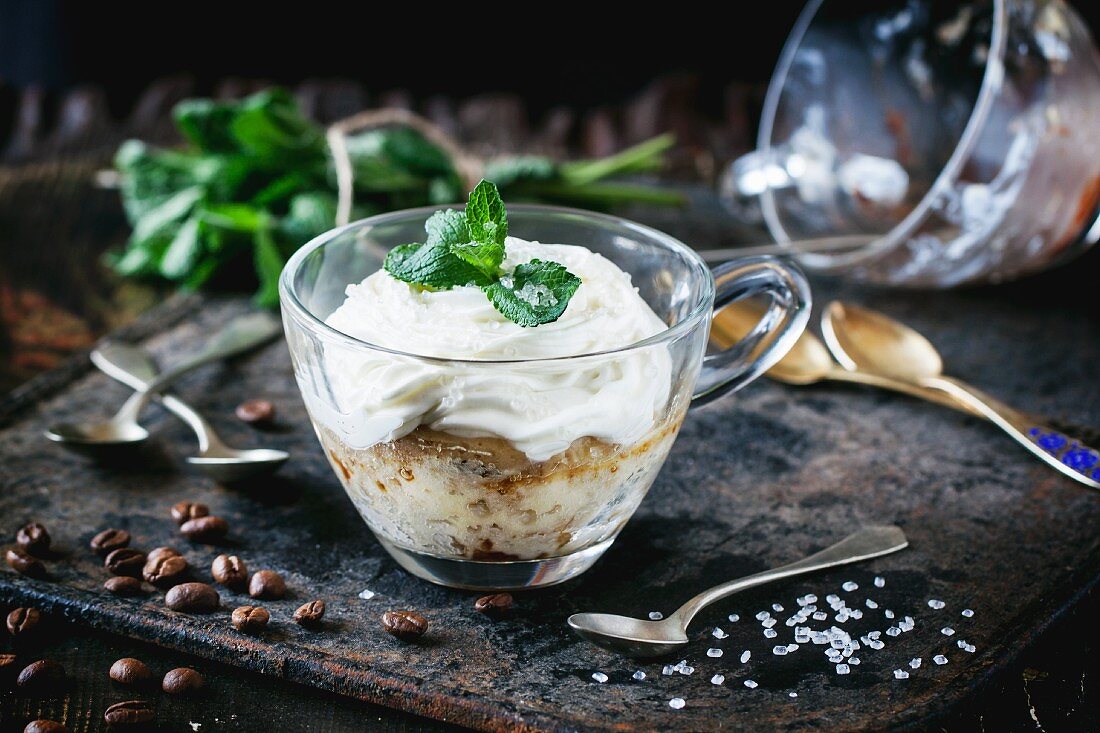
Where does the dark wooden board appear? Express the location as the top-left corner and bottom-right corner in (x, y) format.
(0, 253), (1097, 732)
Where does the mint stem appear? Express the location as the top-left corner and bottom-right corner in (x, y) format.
(559, 134), (676, 187)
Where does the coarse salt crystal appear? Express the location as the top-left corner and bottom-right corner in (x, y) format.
(789, 692), (798, 697)
(756, 611), (771, 621)
(874, 576), (885, 588)
(884, 610), (895, 619)
(928, 599), (946, 610)
(679, 666), (694, 676)
(811, 631), (829, 644)
(633, 671), (646, 680)
(787, 643), (799, 652)
(886, 626), (901, 637)
(795, 631), (810, 644)
(910, 658), (922, 668)
(826, 594), (840, 604)
(934, 655), (948, 665)
(850, 609), (863, 620)
(941, 627), (955, 636)
(866, 599), (879, 609)
(744, 679), (758, 689)
(772, 604), (784, 612)
(662, 665), (674, 675)
(764, 629), (778, 639)
(836, 663), (850, 674)
(713, 627), (728, 639)
(728, 614), (740, 622)
(813, 611), (828, 621)
(869, 640), (885, 650)
(894, 669), (910, 679)
(740, 650), (751, 663)
(842, 581), (859, 592)
(592, 672), (608, 683)
(961, 609), (974, 618)
(762, 618), (777, 628)
(711, 674), (725, 685)
(707, 648), (723, 658)
(849, 657), (861, 665)
(773, 645), (788, 656)
(357, 589), (376, 600)
(648, 611), (663, 620)
(804, 594), (818, 603)
(669, 697), (686, 709)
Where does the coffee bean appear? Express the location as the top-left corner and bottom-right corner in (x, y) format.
(7, 607), (41, 636)
(474, 593), (513, 616)
(15, 522), (50, 556)
(16, 659), (65, 691)
(381, 610), (427, 641)
(142, 553), (188, 587)
(211, 554), (248, 589)
(293, 600), (325, 627)
(23, 720), (69, 733)
(109, 657), (152, 686)
(179, 516), (228, 542)
(170, 501), (209, 525)
(231, 605), (270, 633)
(162, 667), (204, 695)
(236, 399), (275, 425)
(90, 528), (130, 556)
(146, 546), (181, 564)
(6, 548), (46, 578)
(248, 570), (286, 599)
(103, 700), (153, 726)
(165, 582), (220, 613)
(104, 576), (145, 596)
(104, 548), (146, 578)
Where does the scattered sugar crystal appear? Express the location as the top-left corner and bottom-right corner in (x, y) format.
(649, 611), (663, 620)
(707, 648), (723, 658)
(773, 645), (789, 656)
(795, 631), (810, 644)
(941, 627), (955, 636)
(894, 669), (910, 680)
(813, 611), (828, 621)
(868, 631), (882, 639)
(740, 650), (751, 663)
(756, 611), (771, 621)
(866, 599), (879, 609)
(764, 628), (778, 639)
(842, 647), (854, 658)
(849, 657), (861, 665)
(662, 665), (675, 675)
(899, 618), (915, 632)
(711, 674), (725, 685)
(633, 671), (646, 681)
(826, 594), (840, 604)
(842, 581), (859, 592)
(728, 614), (740, 622)
(669, 697), (686, 709)
(961, 609), (974, 618)
(830, 638), (847, 650)
(928, 599), (946, 610)
(826, 650), (842, 661)
(797, 595), (810, 606)
(964, 643), (976, 653)
(744, 680), (758, 689)
(786, 643), (800, 652)
(772, 604), (784, 612)
(804, 594), (818, 604)
(592, 672), (608, 683)
(713, 627), (728, 639)
(357, 589), (376, 600)
(850, 609), (863, 620)
(909, 658), (922, 669)
(785, 617), (799, 627)
(679, 666), (694, 676)
(904, 616), (915, 627)
(811, 631), (829, 644)
(762, 618), (777, 628)
(869, 640), (885, 650)
(886, 626), (901, 637)
(789, 692), (798, 698)
(934, 655), (948, 665)
(836, 663), (850, 674)
(884, 610), (895, 619)
(874, 576), (885, 588)
(835, 612), (849, 624)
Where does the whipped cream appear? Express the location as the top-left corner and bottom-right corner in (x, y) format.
(318, 238), (672, 461)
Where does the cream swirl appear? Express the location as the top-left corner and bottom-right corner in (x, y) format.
(318, 238), (672, 461)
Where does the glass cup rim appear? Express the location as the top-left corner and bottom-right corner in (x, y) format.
(279, 203), (716, 365)
(759, 0), (1009, 268)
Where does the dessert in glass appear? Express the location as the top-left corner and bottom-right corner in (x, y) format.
(280, 198), (810, 589)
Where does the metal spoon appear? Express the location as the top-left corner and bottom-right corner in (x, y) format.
(45, 312), (281, 450)
(91, 342), (289, 481)
(822, 302), (1100, 490)
(568, 525), (907, 657)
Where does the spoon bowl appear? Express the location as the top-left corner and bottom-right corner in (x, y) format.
(711, 299), (834, 385)
(45, 420), (149, 447)
(821, 303), (944, 380)
(567, 613), (688, 657)
(186, 448), (289, 482)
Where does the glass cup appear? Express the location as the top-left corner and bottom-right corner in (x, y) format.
(280, 206), (810, 589)
(724, 0), (1100, 286)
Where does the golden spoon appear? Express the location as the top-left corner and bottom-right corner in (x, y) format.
(821, 302), (1099, 490)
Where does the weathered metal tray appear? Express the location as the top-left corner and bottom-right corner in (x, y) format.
(0, 273), (1097, 731)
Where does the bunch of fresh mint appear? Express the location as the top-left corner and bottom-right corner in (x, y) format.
(112, 88), (681, 307)
(385, 181), (580, 327)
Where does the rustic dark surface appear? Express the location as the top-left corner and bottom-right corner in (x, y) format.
(0, 219), (1097, 731)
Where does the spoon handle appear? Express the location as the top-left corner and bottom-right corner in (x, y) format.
(921, 376), (1100, 490)
(672, 526), (908, 627)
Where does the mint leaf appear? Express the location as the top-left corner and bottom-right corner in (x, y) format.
(465, 180), (507, 248)
(483, 259), (581, 327)
(424, 209), (469, 247)
(384, 243), (493, 289)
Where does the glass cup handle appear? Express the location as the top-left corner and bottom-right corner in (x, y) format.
(692, 255), (812, 405)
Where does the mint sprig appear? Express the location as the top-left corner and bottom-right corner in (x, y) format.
(382, 180), (580, 327)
